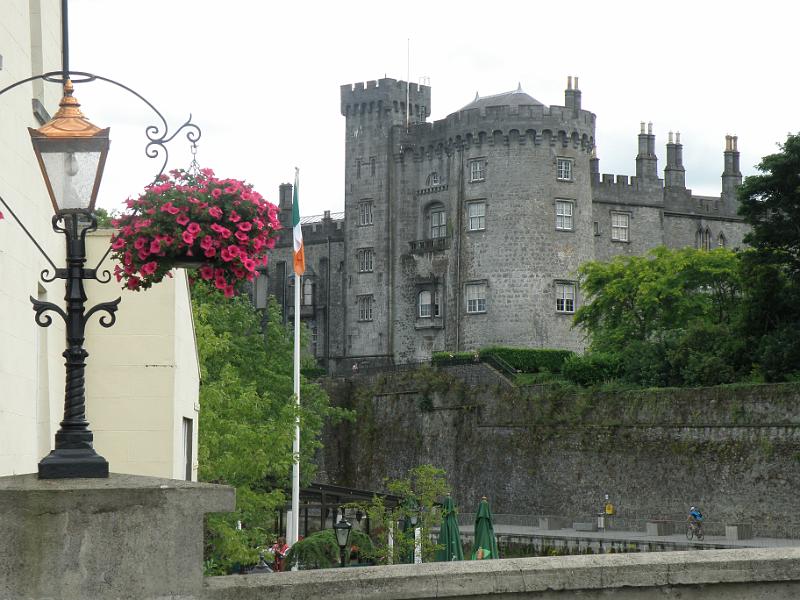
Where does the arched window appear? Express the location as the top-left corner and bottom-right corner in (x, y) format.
(429, 204), (447, 239)
(418, 290), (432, 318)
(697, 227), (713, 251)
(718, 232), (727, 247)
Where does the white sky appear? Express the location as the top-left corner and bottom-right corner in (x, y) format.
(67, 0), (800, 216)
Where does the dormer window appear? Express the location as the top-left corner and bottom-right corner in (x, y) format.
(426, 171), (440, 186)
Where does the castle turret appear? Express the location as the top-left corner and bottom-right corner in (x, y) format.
(664, 131), (686, 189)
(564, 75), (582, 116)
(722, 134), (742, 201)
(635, 121), (658, 180)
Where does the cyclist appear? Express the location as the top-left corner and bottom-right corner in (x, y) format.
(687, 506), (704, 539)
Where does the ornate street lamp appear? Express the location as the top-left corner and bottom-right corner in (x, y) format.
(333, 517), (352, 568)
(27, 80), (116, 479)
(0, 67), (200, 479)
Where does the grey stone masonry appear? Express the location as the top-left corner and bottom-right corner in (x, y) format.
(0, 473), (234, 600)
(264, 76), (751, 370)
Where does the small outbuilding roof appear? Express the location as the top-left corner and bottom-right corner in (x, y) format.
(459, 83), (544, 111)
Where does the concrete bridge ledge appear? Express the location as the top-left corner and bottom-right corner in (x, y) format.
(203, 548), (800, 599)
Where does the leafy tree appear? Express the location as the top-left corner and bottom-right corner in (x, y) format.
(738, 133), (800, 280)
(193, 281), (346, 573)
(573, 247), (746, 386)
(348, 464), (450, 565)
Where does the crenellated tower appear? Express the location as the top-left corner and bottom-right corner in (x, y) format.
(340, 79), (432, 363)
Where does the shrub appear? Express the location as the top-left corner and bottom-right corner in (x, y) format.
(479, 347), (574, 373)
(562, 352), (621, 386)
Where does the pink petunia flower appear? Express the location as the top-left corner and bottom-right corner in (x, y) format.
(134, 237), (147, 250)
(111, 237), (126, 250)
(220, 247), (233, 262)
(228, 211), (241, 223)
(237, 221), (252, 232)
(204, 248), (217, 258)
(176, 214), (190, 226)
(182, 231), (195, 245)
(224, 285), (235, 298)
(149, 239), (161, 254)
(140, 261), (158, 276)
(226, 244), (240, 258)
(199, 265), (215, 281)
(235, 231), (249, 242)
(208, 206), (223, 219)
(127, 276), (141, 290)
(187, 222), (201, 235)
(211, 188), (222, 200)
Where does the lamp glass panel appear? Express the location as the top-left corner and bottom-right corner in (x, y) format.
(334, 521), (351, 547)
(40, 149), (101, 211)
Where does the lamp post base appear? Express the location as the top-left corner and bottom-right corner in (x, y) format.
(38, 448), (109, 479)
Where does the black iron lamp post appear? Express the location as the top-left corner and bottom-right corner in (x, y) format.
(28, 79), (117, 479)
(333, 517), (353, 568)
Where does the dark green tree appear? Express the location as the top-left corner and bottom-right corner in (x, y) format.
(737, 133), (800, 380)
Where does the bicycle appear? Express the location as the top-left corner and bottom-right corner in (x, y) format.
(686, 520), (704, 541)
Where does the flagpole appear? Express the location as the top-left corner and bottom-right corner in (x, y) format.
(290, 168), (301, 547)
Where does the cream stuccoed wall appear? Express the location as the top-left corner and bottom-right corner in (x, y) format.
(0, 1), (200, 479)
(0, 0), (66, 476)
(84, 230), (200, 480)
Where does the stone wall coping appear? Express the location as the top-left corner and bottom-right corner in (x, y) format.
(203, 547), (800, 599)
(0, 472), (234, 513)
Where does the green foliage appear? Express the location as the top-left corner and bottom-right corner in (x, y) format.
(193, 282), (347, 573)
(93, 207), (117, 228)
(738, 133), (800, 280)
(479, 347), (574, 373)
(573, 246), (749, 387)
(562, 352), (621, 386)
(285, 528), (375, 569)
(351, 465), (450, 565)
(432, 351), (478, 363)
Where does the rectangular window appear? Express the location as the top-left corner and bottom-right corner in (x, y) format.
(302, 278), (313, 305)
(419, 290), (432, 318)
(182, 417), (193, 481)
(556, 282), (576, 313)
(358, 295), (373, 321)
(466, 283), (487, 314)
(356, 158), (362, 179)
(359, 201), (373, 226)
(469, 159), (485, 182)
(557, 158), (573, 181)
(467, 202), (486, 231)
(370, 156), (376, 176)
(555, 200), (573, 231)
(611, 213), (630, 241)
(358, 248), (374, 272)
(431, 209), (447, 238)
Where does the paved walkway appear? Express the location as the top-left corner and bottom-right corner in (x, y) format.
(479, 523), (800, 550)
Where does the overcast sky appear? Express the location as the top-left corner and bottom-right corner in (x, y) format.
(68, 0), (799, 216)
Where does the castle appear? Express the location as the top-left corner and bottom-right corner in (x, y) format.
(261, 77), (748, 370)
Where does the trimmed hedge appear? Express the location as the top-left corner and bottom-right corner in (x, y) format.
(479, 347), (574, 373)
(432, 348), (574, 373)
(561, 352), (622, 386)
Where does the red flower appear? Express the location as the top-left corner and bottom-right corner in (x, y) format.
(237, 221), (252, 232)
(176, 214), (190, 226)
(211, 188), (222, 200)
(111, 237), (127, 250)
(208, 206), (223, 219)
(199, 265), (214, 280)
(149, 239), (161, 254)
(140, 261), (158, 276)
(187, 222), (201, 235)
(182, 231), (195, 245)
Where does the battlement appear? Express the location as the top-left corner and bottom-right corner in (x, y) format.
(341, 77), (431, 119)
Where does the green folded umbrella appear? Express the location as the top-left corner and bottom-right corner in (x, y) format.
(435, 495), (464, 561)
(471, 496), (499, 560)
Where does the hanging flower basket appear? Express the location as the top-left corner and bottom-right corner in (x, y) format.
(110, 168), (280, 297)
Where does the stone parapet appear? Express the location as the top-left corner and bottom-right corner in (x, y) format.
(0, 473), (234, 600)
(203, 548), (800, 600)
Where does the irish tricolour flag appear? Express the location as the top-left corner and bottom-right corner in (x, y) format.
(292, 169), (305, 276)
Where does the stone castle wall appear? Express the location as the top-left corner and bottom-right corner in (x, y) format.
(320, 367), (800, 538)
